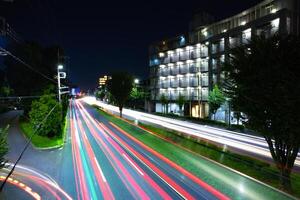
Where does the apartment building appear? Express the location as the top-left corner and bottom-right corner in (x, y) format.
(149, 0), (299, 119)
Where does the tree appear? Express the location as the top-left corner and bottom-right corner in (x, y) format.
(0, 126), (9, 169)
(107, 72), (133, 118)
(95, 89), (106, 101)
(29, 93), (62, 137)
(208, 85), (225, 120)
(159, 94), (168, 114)
(223, 35), (300, 190)
(176, 94), (185, 116)
(0, 86), (12, 97)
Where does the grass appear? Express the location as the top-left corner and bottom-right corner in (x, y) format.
(97, 107), (300, 198)
(19, 116), (67, 149)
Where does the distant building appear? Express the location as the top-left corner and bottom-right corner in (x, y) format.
(149, 0), (300, 120)
(98, 75), (111, 87)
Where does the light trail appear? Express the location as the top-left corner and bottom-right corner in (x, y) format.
(1, 164), (73, 200)
(0, 176), (41, 200)
(83, 97), (300, 167)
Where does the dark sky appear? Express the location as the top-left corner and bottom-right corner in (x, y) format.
(1, 0), (263, 89)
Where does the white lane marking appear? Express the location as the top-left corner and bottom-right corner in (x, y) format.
(94, 157), (107, 182)
(122, 153), (144, 176)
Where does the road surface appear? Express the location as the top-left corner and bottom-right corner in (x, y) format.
(0, 100), (295, 199)
(83, 97), (300, 168)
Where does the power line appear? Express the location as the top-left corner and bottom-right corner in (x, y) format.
(0, 103), (59, 191)
(0, 46), (68, 88)
(0, 94), (57, 100)
(0, 46), (58, 85)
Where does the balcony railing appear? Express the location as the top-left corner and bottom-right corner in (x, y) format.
(179, 66), (188, 74)
(162, 82), (169, 88)
(170, 68), (179, 75)
(201, 78), (209, 86)
(179, 81), (188, 87)
(171, 81), (179, 88)
(161, 70), (169, 76)
(189, 79), (198, 87)
(189, 66), (198, 73)
(229, 38), (240, 49)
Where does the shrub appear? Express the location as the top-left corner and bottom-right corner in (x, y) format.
(0, 125), (8, 169)
(29, 94), (62, 137)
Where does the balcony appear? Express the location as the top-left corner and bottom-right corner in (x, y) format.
(189, 94), (199, 101)
(179, 52), (190, 61)
(189, 78), (198, 87)
(201, 77), (209, 86)
(229, 37), (240, 49)
(170, 68), (179, 76)
(179, 66), (189, 74)
(170, 81), (179, 88)
(161, 69), (170, 76)
(171, 56), (179, 62)
(162, 82), (170, 89)
(189, 66), (198, 73)
(162, 57), (171, 64)
(179, 80), (188, 88)
(212, 44), (218, 54)
(200, 64), (208, 72)
(169, 94), (178, 100)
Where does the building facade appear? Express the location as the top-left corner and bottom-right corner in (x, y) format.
(98, 75), (111, 88)
(149, 0), (299, 119)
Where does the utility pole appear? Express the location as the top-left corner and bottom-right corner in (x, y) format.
(57, 49), (69, 103)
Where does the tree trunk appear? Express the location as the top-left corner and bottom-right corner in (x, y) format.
(119, 106), (123, 118)
(264, 136), (299, 191)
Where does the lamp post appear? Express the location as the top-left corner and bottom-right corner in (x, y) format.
(57, 64), (66, 103)
(134, 78), (139, 84)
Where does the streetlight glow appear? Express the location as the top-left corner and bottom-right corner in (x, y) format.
(58, 65), (64, 70)
(134, 79), (139, 84)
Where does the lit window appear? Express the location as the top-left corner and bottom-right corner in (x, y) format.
(271, 18), (280, 28)
(159, 52), (165, 57)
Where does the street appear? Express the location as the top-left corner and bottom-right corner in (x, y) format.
(84, 97), (300, 168)
(0, 100), (295, 199)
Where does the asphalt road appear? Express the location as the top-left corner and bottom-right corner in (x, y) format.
(0, 101), (296, 199)
(0, 110), (72, 200)
(84, 97), (300, 168)
(70, 99), (230, 199)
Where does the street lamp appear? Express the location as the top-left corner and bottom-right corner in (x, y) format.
(57, 64), (63, 70)
(57, 64), (66, 103)
(134, 78), (139, 84)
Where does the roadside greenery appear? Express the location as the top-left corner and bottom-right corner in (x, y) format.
(159, 94), (168, 114)
(107, 72), (133, 118)
(96, 107), (300, 198)
(208, 85), (225, 120)
(223, 35), (300, 190)
(29, 94), (62, 137)
(0, 126), (9, 169)
(19, 118), (65, 148)
(20, 87), (69, 148)
(176, 94), (185, 116)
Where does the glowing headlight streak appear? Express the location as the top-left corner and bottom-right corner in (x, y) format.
(76, 101), (175, 199)
(83, 97), (300, 167)
(0, 176), (41, 200)
(75, 109), (115, 199)
(106, 122), (230, 200)
(3, 164), (73, 200)
(70, 103), (90, 200)
(75, 101), (151, 200)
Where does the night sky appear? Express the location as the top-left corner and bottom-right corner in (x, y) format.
(1, 0), (262, 89)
